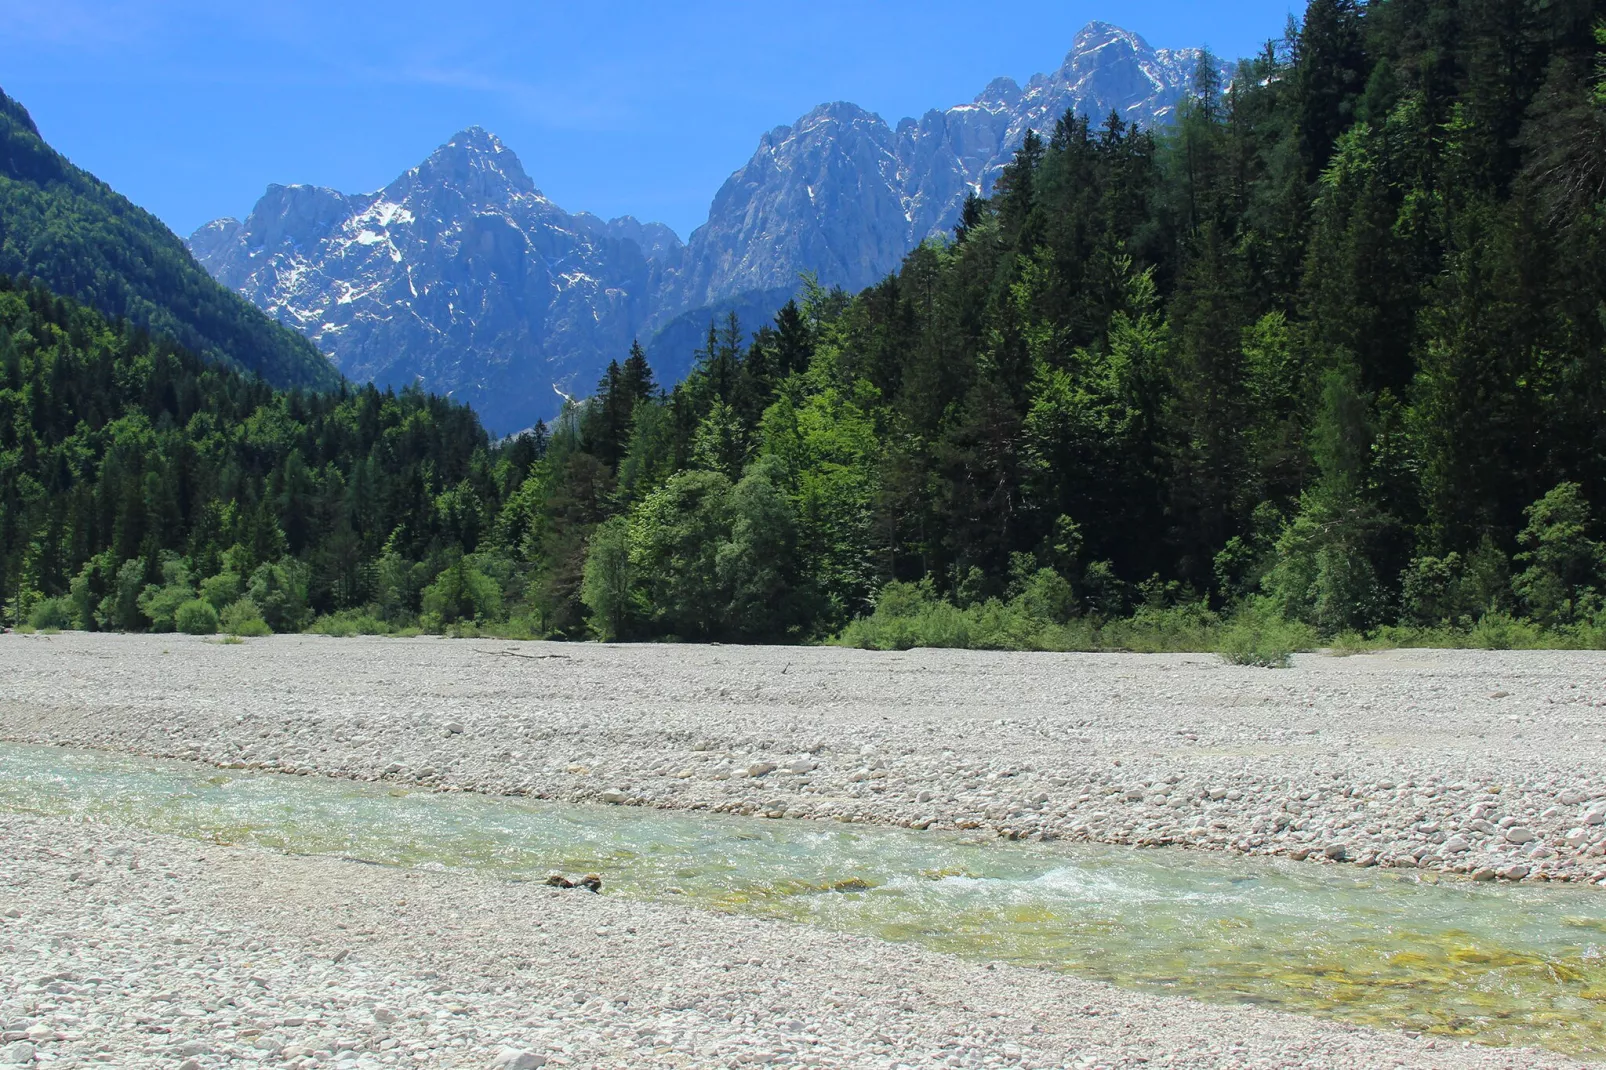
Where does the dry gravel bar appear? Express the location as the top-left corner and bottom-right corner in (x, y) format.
(4, 634), (1606, 882)
(0, 813), (1584, 1070)
(2, 633), (1606, 1068)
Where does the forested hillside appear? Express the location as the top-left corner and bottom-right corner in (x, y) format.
(6, 0), (1606, 652)
(0, 278), (499, 636)
(0, 90), (341, 391)
(563, 0), (1606, 647)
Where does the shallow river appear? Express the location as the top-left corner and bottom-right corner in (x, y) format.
(3, 743), (1604, 1054)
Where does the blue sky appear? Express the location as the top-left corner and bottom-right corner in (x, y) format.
(1, 0), (1296, 239)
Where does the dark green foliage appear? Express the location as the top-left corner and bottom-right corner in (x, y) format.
(175, 598), (218, 636)
(0, 88), (341, 392)
(1512, 482), (1606, 625)
(0, 276), (504, 631)
(221, 598), (271, 637)
(8, 0), (1606, 649)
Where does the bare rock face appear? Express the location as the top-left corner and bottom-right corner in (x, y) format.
(665, 102), (914, 314)
(190, 23), (1220, 432)
(190, 129), (678, 432)
(674, 23), (1221, 308)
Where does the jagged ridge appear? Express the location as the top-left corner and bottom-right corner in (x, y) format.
(191, 23), (1219, 431)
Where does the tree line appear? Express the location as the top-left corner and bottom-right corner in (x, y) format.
(5, 0), (1606, 652)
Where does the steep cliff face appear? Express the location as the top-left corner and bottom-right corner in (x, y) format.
(672, 22), (1221, 312)
(665, 103), (913, 313)
(192, 23), (1218, 430)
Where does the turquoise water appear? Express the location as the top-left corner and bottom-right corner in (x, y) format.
(3, 742), (1603, 1054)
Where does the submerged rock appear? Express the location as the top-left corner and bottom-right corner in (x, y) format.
(827, 878), (874, 893)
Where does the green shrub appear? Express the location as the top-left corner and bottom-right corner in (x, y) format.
(137, 557), (196, 632)
(99, 558), (148, 631)
(1399, 553), (1466, 626)
(220, 597), (272, 637)
(138, 583), (192, 632)
(1015, 568), (1078, 626)
(27, 596), (74, 631)
(175, 599), (219, 635)
(200, 571), (243, 611)
(837, 581), (972, 651)
(581, 516), (636, 641)
(68, 553), (114, 631)
(248, 560), (311, 634)
(472, 616), (544, 641)
(1217, 606), (1316, 668)
(1513, 482), (1606, 627)
(1467, 612), (1545, 651)
(839, 582), (1338, 660)
(1104, 601), (1221, 653)
(308, 610), (392, 637)
(421, 558), (503, 628)
(1326, 631), (1383, 656)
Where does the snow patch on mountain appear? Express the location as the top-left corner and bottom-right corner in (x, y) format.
(191, 23), (1219, 431)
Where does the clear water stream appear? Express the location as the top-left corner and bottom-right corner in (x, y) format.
(3, 743), (1603, 1055)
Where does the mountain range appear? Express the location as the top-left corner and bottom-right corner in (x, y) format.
(190, 22), (1221, 432)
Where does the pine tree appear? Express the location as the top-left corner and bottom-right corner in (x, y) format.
(1294, 0), (1368, 182)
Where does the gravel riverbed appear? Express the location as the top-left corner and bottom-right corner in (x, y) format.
(0, 813), (1584, 1070)
(3, 633), (1605, 1067)
(4, 634), (1606, 883)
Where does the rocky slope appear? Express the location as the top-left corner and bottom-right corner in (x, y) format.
(191, 23), (1221, 430)
(670, 22), (1218, 308)
(188, 129), (675, 432)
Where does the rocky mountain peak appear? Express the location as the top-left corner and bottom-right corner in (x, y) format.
(796, 101), (885, 130)
(1072, 20), (1144, 52)
(250, 184), (360, 249)
(599, 215), (685, 263)
(192, 23), (1220, 433)
(974, 77), (1024, 111)
(405, 126), (538, 203)
(1048, 22), (1214, 126)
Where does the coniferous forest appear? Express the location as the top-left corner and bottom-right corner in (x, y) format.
(0, 93), (341, 393)
(5, 0), (1606, 656)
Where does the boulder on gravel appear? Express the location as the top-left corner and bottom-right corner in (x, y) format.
(490, 1048), (546, 1070)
